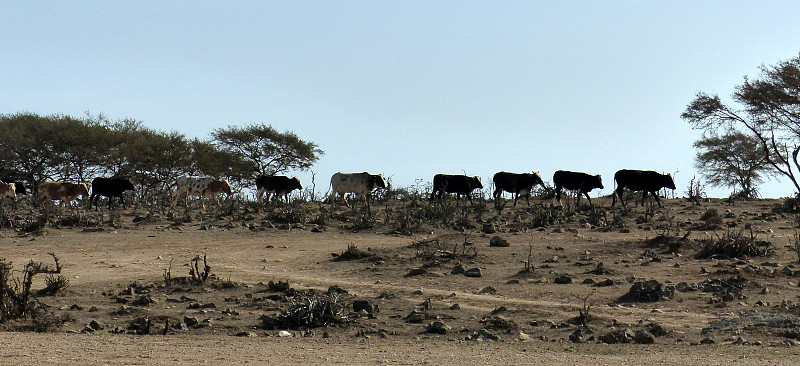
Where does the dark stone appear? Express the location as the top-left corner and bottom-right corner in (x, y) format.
(618, 280), (674, 302)
(600, 328), (635, 344)
(463, 268), (482, 277)
(489, 236), (510, 247)
(183, 316), (200, 328)
(405, 268), (426, 277)
(451, 264), (467, 275)
(554, 274), (573, 284)
(426, 321), (450, 334)
(633, 330), (656, 344)
(88, 319), (103, 331)
(353, 300), (379, 314)
(569, 328), (592, 343)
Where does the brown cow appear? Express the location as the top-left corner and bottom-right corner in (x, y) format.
(37, 181), (89, 207)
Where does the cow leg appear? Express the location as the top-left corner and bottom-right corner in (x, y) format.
(652, 191), (663, 207)
(256, 188), (265, 202)
(583, 192), (593, 207)
(612, 187), (622, 207)
(641, 191), (649, 207)
(554, 187), (562, 206)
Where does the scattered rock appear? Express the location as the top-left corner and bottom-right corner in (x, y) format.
(353, 300), (379, 314)
(405, 268), (426, 277)
(463, 268), (482, 278)
(489, 236), (510, 247)
(569, 328), (592, 343)
(451, 264), (467, 275)
(183, 316), (200, 328)
(618, 280), (675, 302)
(479, 286), (497, 294)
(235, 331), (257, 337)
(554, 274), (573, 284)
(700, 337), (715, 345)
(88, 319), (103, 331)
(633, 330), (656, 344)
(600, 328), (635, 344)
(465, 328), (501, 341)
(426, 320), (450, 334)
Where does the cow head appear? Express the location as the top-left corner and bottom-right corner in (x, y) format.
(471, 176), (484, 190)
(663, 174), (676, 190)
(122, 179), (136, 192)
(592, 175), (604, 190)
(78, 183), (90, 197)
(530, 172), (544, 186)
(371, 174), (387, 189)
(210, 179), (233, 195)
(291, 177), (302, 190)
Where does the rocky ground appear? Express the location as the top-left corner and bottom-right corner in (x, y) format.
(3, 194), (800, 364)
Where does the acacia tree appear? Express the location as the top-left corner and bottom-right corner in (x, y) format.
(211, 123), (323, 176)
(693, 131), (776, 197)
(682, 53), (800, 193)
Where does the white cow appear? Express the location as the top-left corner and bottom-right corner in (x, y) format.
(329, 172), (386, 205)
(172, 175), (232, 208)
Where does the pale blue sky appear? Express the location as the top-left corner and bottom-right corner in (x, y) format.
(2, 1), (799, 198)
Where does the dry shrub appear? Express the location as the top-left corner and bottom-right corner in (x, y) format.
(695, 229), (773, 259)
(1, 253), (63, 325)
(259, 291), (349, 330)
(331, 243), (374, 262)
(700, 208), (723, 229)
(36, 274), (70, 296)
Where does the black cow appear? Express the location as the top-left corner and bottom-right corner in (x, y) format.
(256, 175), (302, 202)
(0, 178), (27, 195)
(553, 170), (604, 207)
(612, 169), (676, 208)
(492, 171), (544, 206)
(90, 177), (135, 210)
(430, 174), (483, 202)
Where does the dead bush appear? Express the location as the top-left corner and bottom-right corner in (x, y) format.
(36, 274), (70, 296)
(1, 253), (63, 323)
(259, 291), (349, 330)
(189, 254), (211, 284)
(699, 208), (723, 229)
(331, 243), (375, 262)
(695, 229), (773, 259)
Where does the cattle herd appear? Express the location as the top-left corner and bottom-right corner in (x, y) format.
(0, 169), (677, 210)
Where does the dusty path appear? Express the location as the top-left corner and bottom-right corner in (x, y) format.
(1, 331), (796, 365)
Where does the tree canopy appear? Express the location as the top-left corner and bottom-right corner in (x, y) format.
(693, 131), (776, 197)
(682, 52), (800, 193)
(212, 124), (323, 176)
(0, 113), (322, 200)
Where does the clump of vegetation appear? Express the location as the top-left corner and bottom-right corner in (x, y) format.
(259, 290), (349, 330)
(699, 208), (724, 229)
(36, 274), (70, 296)
(527, 205), (568, 228)
(1, 253), (64, 326)
(410, 233), (478, 261)
(189, 254), (212, 284)
(685, 176), (707, 206)
(331, 243), (375, 262)
(695, 229), (773, 259)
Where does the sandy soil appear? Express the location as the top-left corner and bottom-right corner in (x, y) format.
(3, 196), (800, 364)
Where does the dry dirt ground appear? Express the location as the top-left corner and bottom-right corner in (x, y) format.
(3, 195), (800, 364)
